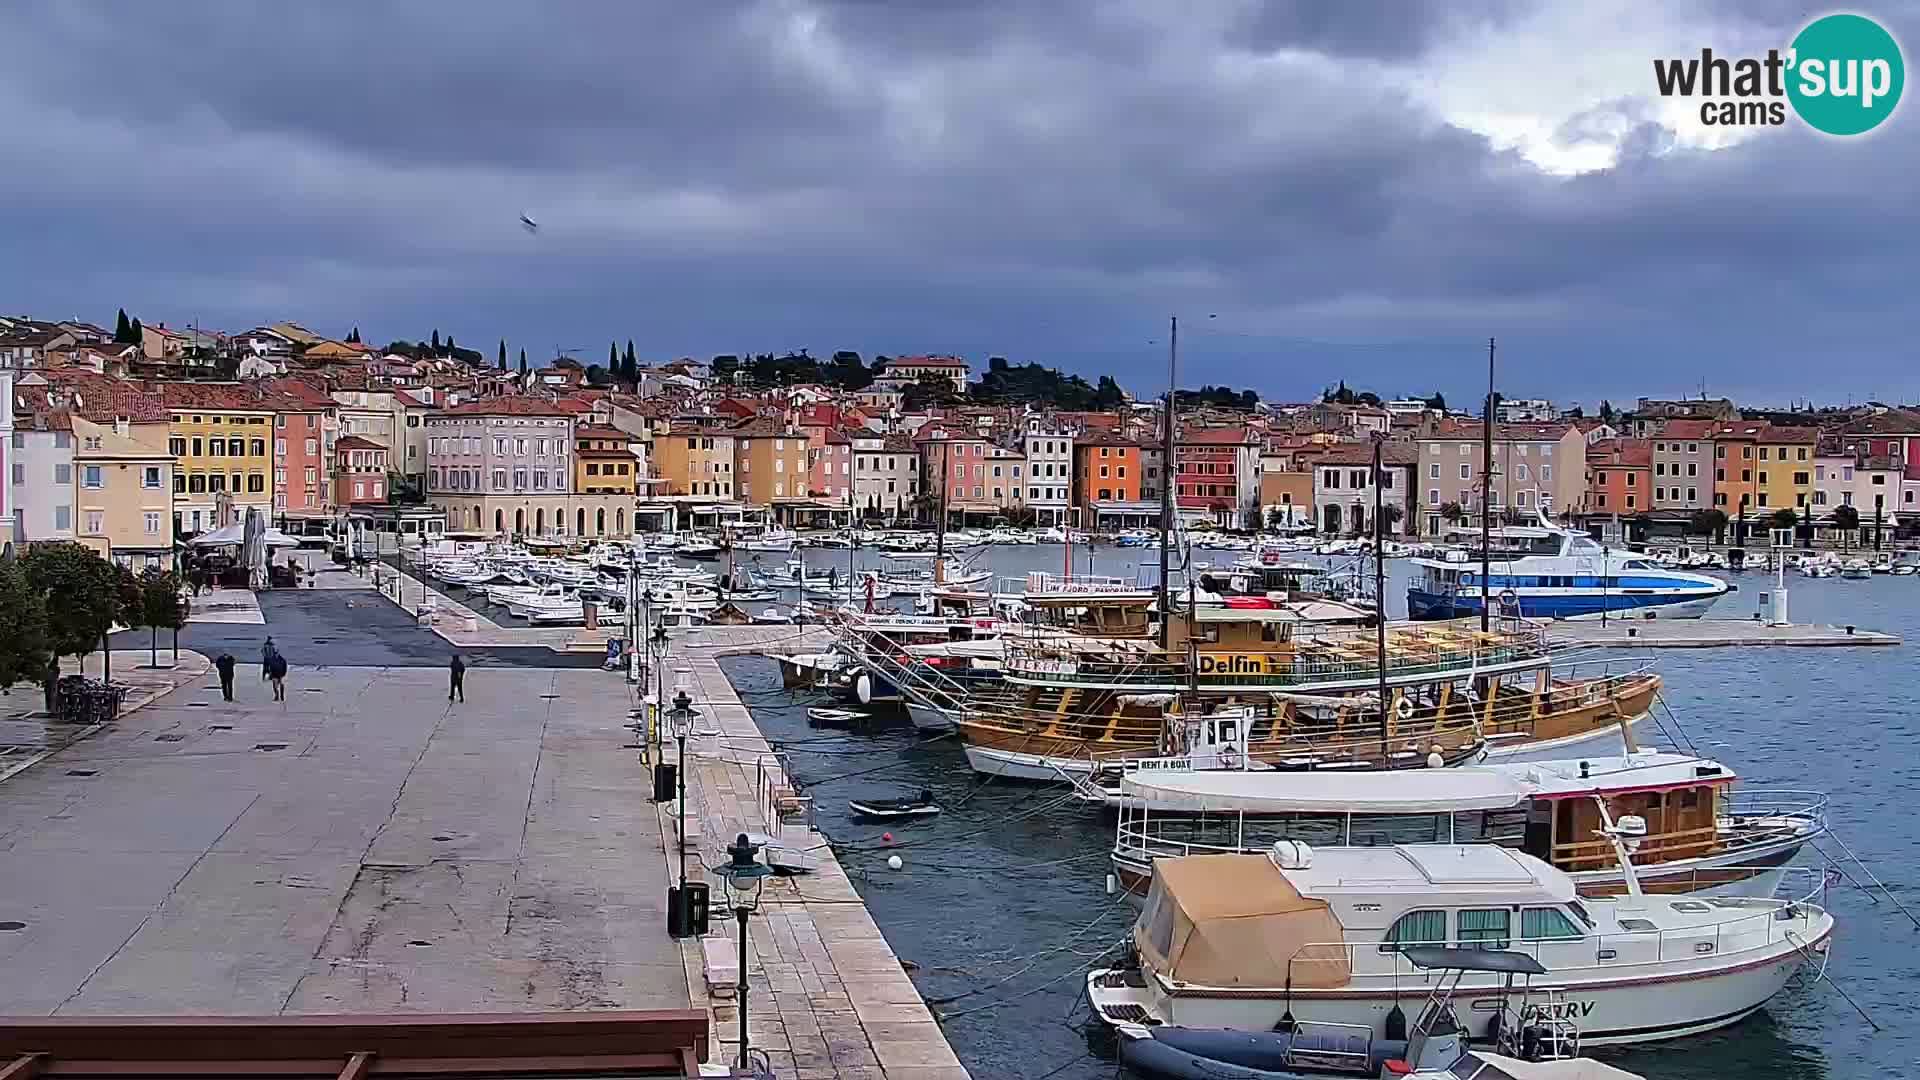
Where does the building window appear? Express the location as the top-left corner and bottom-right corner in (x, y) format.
(54, 506), (71, 531)
(145, 511), (163, 535)
(82, 465), (103, 488)
(84, 510), (103, 534)
(54, 463), (72, 485)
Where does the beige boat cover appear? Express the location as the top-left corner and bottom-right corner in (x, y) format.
(1134, 854), (1351, 989)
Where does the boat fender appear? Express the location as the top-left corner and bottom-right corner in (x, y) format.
(856, 673), (873, 705)
(1384, 1001), (1407, 1042)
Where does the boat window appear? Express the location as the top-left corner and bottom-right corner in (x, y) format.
(1566, 900), (1595, 928)
(1622, 559), (1656, 570)
(1457, 908), (1511, 949)
(1380, 909), (1447, 953)
(1618, 918), (1659, 933)
(1218, 720), (1239, 744)
(1520, 908), (1583, 941)
(1140, 878), (1177, 960)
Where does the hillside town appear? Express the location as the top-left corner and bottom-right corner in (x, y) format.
(2, 311), (1914, 565)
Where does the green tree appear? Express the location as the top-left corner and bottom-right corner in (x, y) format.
(0, 558), (50, 691)
(1376, 503), (1405, 539)
(114, 308), (133, 343)
(444, 334), (455, 355)
(430, 329), (441, 352)
(1425, 392), (1446, 411)
(1689, 507), (1728, 544)
(346, 327), (361, 344)
(1094, 376), (1125, 410)
(1599, 400), (1616, 424)
(622, 341), (639, 386)
(711, 355), (740, 384)
(129, 317), (144, 343)
(609, 342), (619, 370)
(518, 347), (528, 376)
(1440, 501), (1467, 525)
(585, 363), (612, 388)
(1832, 503), (1861, 550)
(1769, 507), (1799, 532)
(21, 542), (123, 690)
(498, 339), (508, 370)
(903, 370), (963, 411)
(129, 568), (185, 668)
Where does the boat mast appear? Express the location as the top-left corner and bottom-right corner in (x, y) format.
(849, 438), (858, 605)
(1374, 435), (1389, 760)
(1159, 315), (1176, 651)
(1481, 336), (1495, 631)
(934, 438), (948, 585)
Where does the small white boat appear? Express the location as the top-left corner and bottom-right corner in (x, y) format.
(678, 537), (723, 559)
(847, 789), (941, 820)
(735, 525), (797, 553)
(1871, 551), (1895, 573)
(807, 706), (866, 726)
(753, 606), (797, 624)
(1893, 560), (1919, 576)
(1841, 558), (1873, 579)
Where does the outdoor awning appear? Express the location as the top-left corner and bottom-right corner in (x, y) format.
(1119, 767), (1531, 815)
(188, 523), (302, 548)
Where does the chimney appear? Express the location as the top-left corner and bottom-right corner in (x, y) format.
(115, 417), (130, 437)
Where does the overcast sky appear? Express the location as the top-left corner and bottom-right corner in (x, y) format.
(4, 1), (1916, 408)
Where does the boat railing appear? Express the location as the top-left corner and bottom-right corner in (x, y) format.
(1273, 891), (1827, 987)
(1007, 571), (1152, 598)
(1001, 633), (1557, 690)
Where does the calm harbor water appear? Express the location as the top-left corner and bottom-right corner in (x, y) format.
(716, 541), (1919, 1080)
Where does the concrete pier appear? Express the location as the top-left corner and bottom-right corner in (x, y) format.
(1550, 618), (1899, 648)
(666, 626), (970, 1078)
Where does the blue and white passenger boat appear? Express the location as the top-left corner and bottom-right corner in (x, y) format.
(1407, 516), (1729, 620)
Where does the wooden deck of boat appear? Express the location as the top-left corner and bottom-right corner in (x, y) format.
(1549, 619), (1899, 648)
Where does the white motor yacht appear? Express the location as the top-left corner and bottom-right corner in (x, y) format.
(1088, 827), (1833, 1048)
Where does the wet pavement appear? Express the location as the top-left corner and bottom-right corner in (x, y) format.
(110, 589), (603, 669)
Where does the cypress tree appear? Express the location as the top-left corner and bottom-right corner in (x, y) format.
(431, 329), (441, 352)
(498, 339), (507, 370)
(130, 317), (144, 342)
(445, 334), (455, 355)
(114, 309), (132, 343)
(518, 348), (528, 376)
(610, 342), (619, 369)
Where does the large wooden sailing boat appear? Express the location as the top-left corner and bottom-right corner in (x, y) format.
(952, 575), (1660, 780)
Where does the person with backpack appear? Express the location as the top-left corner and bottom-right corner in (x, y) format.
(261, 636), (279, 681)
(266, 651), (288, 701)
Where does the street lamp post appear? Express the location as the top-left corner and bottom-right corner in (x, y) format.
(648, 618), (672, 760)
(712, 832), (772, 1072)
(670, 688), (694, 895)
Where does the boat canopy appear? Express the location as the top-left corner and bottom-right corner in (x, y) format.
(1120, 767), (1532, 815)
(1134, 854), (1351, 989)
(1399, 945), (1547, 975)
(1190, 600), (1373, 623)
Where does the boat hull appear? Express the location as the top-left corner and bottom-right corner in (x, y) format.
(1407, 587), (1724, 621)
(906, 701), (956, 732)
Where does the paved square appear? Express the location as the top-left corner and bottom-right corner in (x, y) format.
(0, 664), (685, 1016)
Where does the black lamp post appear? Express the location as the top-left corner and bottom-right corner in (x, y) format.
(712, 832), (772, 1071)
(670, 688), (694, 895)
(650, 623), (669, 748)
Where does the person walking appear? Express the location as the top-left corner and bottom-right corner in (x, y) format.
(266, 651), (288, 701)
(215, 653), (237, 702)
(261, 636), (278, 681)
(448, 653), (466, 703)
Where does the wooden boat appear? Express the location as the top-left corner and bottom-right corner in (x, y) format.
(807, 706), (865, 726)
(848, 789), (941, 820)
(708, 601), (753, 626)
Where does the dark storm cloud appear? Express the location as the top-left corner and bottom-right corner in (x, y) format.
(1, 0), (1918, 405)
(1226, 0), (1527, 59)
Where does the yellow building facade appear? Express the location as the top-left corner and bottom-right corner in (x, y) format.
(166, 403), (275, 534)
(72, 415), (175, 568)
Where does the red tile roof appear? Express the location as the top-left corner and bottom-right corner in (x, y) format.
(1655, 419), (1717, 439)
(440, 396), (575, 418)
(333, 435), (386, 451)
(884, 355), (968, 369)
